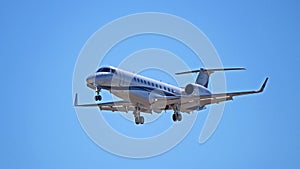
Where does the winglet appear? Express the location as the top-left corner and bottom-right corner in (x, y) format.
(74, 93), (78, 106)
(257, 77), (269, 93)
(73, 93), (101, 107)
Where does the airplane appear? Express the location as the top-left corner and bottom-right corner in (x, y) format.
(74, 66), (268, 125)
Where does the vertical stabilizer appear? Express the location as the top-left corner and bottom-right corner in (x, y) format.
(176, 68), (245, 88)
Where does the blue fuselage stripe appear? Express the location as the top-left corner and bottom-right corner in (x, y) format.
(101, 85), (177, 97)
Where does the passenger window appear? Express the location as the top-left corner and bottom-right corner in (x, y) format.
(156, 84), (158, 87)
(159, 85), (162, 89)
(164, 86), (166, 90)
(152, 83), (154, 86)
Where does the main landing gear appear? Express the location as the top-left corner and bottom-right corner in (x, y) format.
(94, 86), (102, 101)
(172, 104), (182, 122)
(133, 106), (144, 125)
(172, 112), (182, 122)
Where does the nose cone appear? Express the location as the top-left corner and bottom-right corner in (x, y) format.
(86, 74), (96, 84)
(86, 72), (113, 87)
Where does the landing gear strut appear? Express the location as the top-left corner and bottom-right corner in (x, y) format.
(172, 104), (182, 122)
(94, 86), (102, 101)
(133, 106), (144, 125)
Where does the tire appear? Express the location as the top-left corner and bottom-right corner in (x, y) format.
(172, 114), (177, 122)
(135, 117), (140, 125)
(140, 116), (144, 124)
(94, 95), (102, 101)
(177, 113), (182, 121)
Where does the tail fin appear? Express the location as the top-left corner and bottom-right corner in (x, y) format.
(175, 67), (245, 88)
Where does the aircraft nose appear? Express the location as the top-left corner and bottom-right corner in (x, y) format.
(86, 74), (96, 84)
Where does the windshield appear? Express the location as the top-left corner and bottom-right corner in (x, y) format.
(96, 67), (116, 73)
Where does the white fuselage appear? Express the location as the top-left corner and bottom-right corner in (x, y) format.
(86, 66), (211, 113)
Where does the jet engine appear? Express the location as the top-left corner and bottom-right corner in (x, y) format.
(184, 83), (211, 95)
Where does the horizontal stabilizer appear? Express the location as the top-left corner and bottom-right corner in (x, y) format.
(175, 67), (246, 75)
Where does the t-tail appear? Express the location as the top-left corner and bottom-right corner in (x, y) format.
(175, 67), (246, 88)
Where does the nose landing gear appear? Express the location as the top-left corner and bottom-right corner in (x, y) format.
(94, 86), (102, 101)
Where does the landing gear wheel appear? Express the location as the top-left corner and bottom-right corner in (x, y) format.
(140, 116), (144, 124)
(94, 95), (102, 101)
(135, 117), (140, 125)
(172, 113), (182, 122)
(135, 116), (144, 125)
(172, 113), (177, 122)
(177, 113), (182, 121)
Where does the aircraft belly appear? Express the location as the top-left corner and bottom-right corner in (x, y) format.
(110, 89), (151, 107)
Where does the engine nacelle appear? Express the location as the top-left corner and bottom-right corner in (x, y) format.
(184, 83), (211, 95)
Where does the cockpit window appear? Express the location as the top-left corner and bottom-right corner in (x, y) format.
(96, 67), (116, 74)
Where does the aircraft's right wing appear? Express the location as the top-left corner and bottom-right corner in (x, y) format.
(154, 77), (269, 107)
(199, 77), (269, 106)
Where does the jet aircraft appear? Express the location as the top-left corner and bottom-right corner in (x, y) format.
(74, 66), (268, 125)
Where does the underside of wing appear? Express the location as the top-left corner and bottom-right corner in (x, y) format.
(74, 94), (153, 113)
(74, 94), (131, 112)
(97, 101), (134, 112)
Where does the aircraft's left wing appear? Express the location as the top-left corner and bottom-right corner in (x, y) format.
(154, 77), (269, 107)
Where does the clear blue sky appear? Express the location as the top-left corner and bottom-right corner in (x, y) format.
(1, 0), (299, 168)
